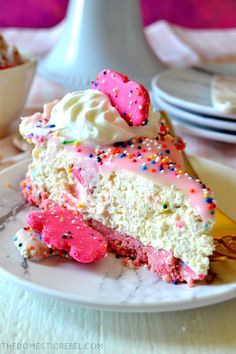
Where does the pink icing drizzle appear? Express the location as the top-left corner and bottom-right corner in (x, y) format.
(69, 135), (215, 223)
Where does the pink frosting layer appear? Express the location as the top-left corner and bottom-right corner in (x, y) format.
(68, 132), (216, 223)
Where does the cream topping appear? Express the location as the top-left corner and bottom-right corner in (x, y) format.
(69, 137), (216, 224)
(20, 90), (160, 146)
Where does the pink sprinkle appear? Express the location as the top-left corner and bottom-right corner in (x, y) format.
(176, 219), (185, 229)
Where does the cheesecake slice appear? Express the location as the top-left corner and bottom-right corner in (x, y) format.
(19, 70), (216, 286)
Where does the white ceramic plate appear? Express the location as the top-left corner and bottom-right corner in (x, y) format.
(151, 68), (236, 120)
(1, 159), (236, 312)
(199, 62), (236, 76)
(153, 95), (236, 144)
(171, 120), (236, 144)
(153, 94), (236, 131)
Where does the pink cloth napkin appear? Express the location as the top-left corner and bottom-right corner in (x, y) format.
(1, 23), (64, 58)
(3, 19), (236, 69)
(145, 20), (236, 67)
(2, 19), (236, 107)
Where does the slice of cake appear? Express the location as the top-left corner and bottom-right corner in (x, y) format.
(18, 69), (216, 286)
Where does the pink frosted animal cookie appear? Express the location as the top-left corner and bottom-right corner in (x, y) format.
(92, 69), (150, 126)
(27, 207), (107, 263)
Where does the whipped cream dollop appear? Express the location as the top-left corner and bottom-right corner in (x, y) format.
(20, 89), (160, 146)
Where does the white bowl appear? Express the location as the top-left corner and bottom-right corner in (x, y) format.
(0, 53), (37, 138)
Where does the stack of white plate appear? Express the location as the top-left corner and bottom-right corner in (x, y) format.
(151, 67), (236, 143)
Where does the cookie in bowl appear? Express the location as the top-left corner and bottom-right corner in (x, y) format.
(0, 33), (36, 138)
